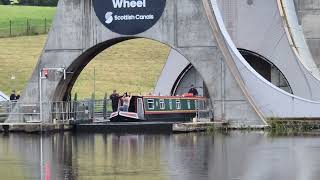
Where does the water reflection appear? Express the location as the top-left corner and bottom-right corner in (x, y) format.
(0, 132), (320, 180)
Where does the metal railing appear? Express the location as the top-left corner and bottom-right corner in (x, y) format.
(195, 99), (214, 122)
(51, 99), (113, 123)
(0, 98), (214, 123)
(0, 101), (40, 123)
(0, 99), (113, 123)
(0, 18), (52, 38)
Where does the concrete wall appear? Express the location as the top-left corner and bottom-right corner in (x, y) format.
(154, 49), (190, 96)
(157, 0), (320, 101)
(221, 0), (320, 101)
(295, 0), (320, 68)
(10, 0), (264, 125)
(174, 67), (205, 96)
(205, 0), (320, 119)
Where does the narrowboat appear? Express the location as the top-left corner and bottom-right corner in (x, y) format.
(110, 94), (207, 122)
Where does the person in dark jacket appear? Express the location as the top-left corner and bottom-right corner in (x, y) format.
(16, 91), (20, 100)
(9, 90), (17, 101)
(188, 84), (198, 96)
(110, 90), (120, 112)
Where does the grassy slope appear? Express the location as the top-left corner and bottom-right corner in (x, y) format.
(73, 39), (170, 99)
(0, 5), (55, 21)
(0, 5), (56, 37)
(0, 5), (169, 99)
(0, 35), (45, 95)
(0, 35), (169, 99)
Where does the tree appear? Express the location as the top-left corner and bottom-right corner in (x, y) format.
(17, 0), (58, 6)
(0, 0), (11, 5)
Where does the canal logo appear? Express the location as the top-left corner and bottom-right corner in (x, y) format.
(93, 0), (166, 35)
(105, 12), (114, 24)
(112, 0), (146, 8)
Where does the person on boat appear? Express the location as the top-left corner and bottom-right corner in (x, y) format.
(9, 90), (17, 101)
(110, 90), (120, 112)
(188, 84), (198, 96)
(121, 92), (131, 112)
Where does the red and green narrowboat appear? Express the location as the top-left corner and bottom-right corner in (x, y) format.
(110, 94), (207, 122)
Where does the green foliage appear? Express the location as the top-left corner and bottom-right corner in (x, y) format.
(0, 5), (55, 20)
(0, 4), (170, 100)
(74, 93), (78, 102)
(268, 118), (320, 135)
(0, 0), (11, 5)
(7, 0), (58, 6)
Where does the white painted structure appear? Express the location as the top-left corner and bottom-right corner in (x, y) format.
(204, 0), (320, 118)
(156, 0), (320, 101)
(10, 0), (320, 126)
(0, 91), (9, 102)
(154, 49), (190, 96)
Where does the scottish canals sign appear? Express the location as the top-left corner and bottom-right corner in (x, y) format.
(93, 0), (166, 35)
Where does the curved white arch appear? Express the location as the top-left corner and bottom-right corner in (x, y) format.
(0, 91), (9, 102)
(154, 49), (190, 96)
(215, 0), (320, 101)
(156, 0), (320, 102)
(279, 0), (320, 78)
(204, 0), (320, 118)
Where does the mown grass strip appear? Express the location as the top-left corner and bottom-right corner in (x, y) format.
(0, 5), (55, 37)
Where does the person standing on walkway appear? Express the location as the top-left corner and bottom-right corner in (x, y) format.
(10, 90), (17, 101)
(110, 90), (120, 112)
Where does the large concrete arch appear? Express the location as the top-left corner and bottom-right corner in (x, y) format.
(10, 0), (267, 125)
(52, 37), (133, 101)
(155, 48), (293, 97)
(204, 0), (320, 118)
(295, 0), (320, 67)
(156, 0), (320, 101)
(218, 0), (320, 101)
(11, 0), (320, 125)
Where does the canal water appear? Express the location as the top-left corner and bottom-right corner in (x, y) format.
(1, 131), (320, 180)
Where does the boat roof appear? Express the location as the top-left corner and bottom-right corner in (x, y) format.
(142, 95), (207, 100)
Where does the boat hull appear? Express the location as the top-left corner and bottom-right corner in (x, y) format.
(110, 112), (196, 122)
(145, 113), (196, 122)
(110, 111), (143, 122)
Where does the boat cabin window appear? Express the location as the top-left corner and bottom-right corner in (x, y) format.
(147, 99), (155, 110)
(169, 99), (173, 109)
(187, 100), (191, 109)
(176, 100), (181, 109)
(160, 99), (165, 110)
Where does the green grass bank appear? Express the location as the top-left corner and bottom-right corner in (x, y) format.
(0, 35), (170, 99)
(0, 5), (169, 99)
(0, 5), (56, 37)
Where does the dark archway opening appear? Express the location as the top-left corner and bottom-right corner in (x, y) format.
(171, 64), (209, 98)
(239, 49), (292, 94)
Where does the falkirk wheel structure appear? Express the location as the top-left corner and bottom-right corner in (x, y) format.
(8, 0), (320, 126)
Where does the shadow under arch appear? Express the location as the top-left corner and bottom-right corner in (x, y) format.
(53, 37), (200, 101)
(170, 64), (210, 98)
(238, 48), (293, 94)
